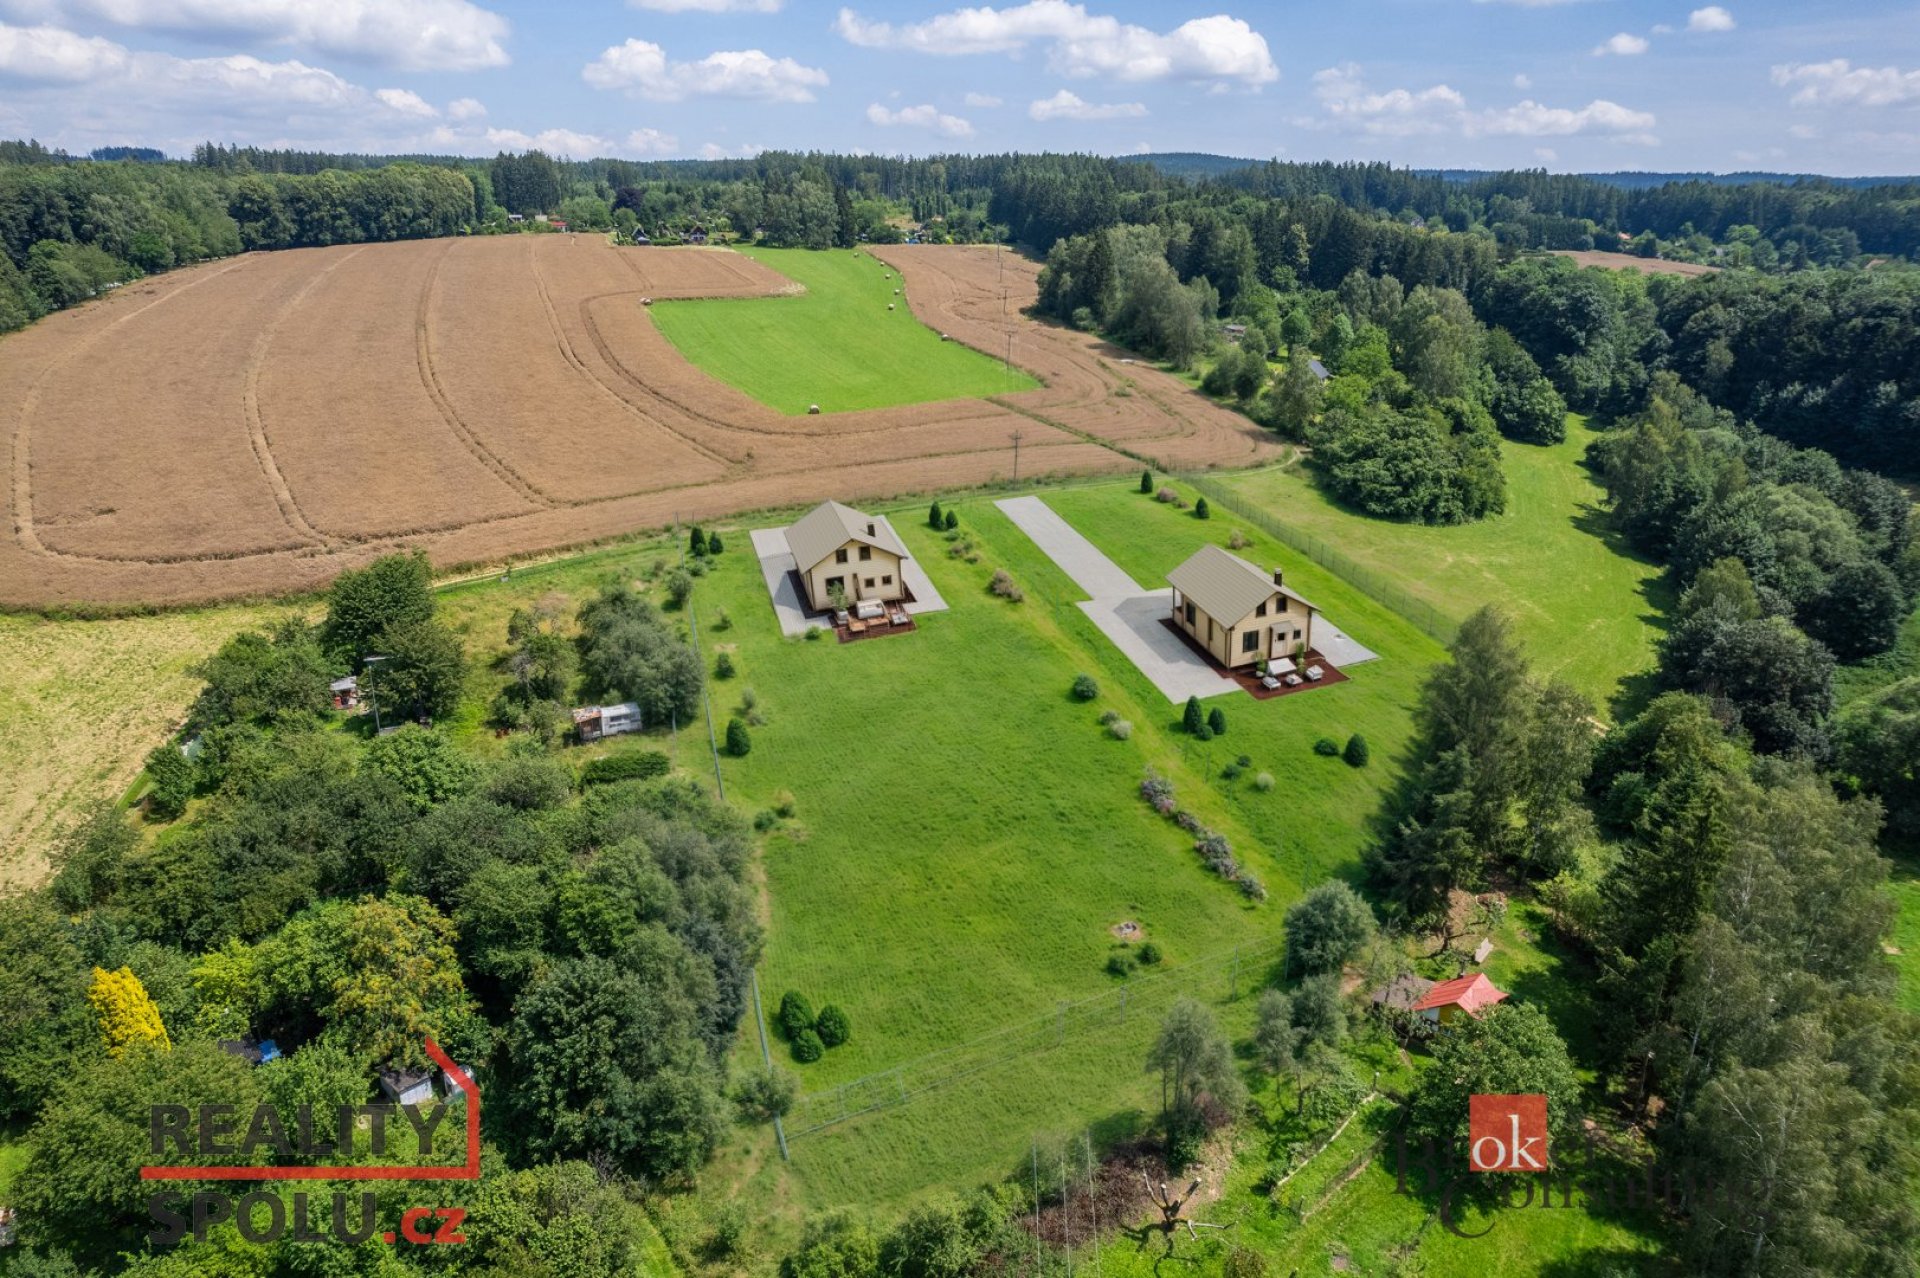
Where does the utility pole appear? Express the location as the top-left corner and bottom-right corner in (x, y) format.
(361, 654), (389, 735)
(1010, 428), (1024, 483)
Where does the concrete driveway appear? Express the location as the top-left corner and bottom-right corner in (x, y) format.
(996, 495), (1235, 703)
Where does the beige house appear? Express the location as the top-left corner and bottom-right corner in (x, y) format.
(1167, 544), (1317, 670)
(787, 501), (911, 613)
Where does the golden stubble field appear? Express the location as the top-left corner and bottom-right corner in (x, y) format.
(0, 236), (1280, 611)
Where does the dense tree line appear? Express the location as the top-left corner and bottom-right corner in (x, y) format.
(0, 554), (760, 1274)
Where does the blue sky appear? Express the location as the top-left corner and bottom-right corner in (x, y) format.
(0, 0), (1915, 174)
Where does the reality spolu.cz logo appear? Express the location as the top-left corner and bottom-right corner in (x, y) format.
(142, 1038), (477, 1247)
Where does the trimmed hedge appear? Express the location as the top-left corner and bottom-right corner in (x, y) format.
(579, 751), (670, 786)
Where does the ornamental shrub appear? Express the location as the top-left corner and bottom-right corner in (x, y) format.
(1255, 771), (1275, 791)
(1344, 733), (1371, 767)
(791, 1028), (824, 1063)
(1208, 707), (1227, 736)
(1106, 953), (1134, 977)
(815, 1004), (851, 1048)
(1137, 941), (1162, 965)
(1183, 696), (1205, 735)
(1072, 673), (1099, 701)
(689, 526), (708, 557)
(726, 717), (752, 757)
(1313, 737), (1340, 756)
(1108, 719), (1133, 740)
(1140, 468), (1154, 494)
(707, 531), (724, 555)
(928, 501), (944, 528)
(778, 991), (815, 1040)
(943, 510), (958, 531)
(1194, 497), (1211, 520)
(1140, 769), (1176, 814)
(714, 651), (736, 679)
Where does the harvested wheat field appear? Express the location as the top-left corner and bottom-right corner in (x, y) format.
(0, 237), (1278, 610)
(1548, 249), (1721, 276)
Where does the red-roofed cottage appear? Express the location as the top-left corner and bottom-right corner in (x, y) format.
(1410, 973), (1509, 1026)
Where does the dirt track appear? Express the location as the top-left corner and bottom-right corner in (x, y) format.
(0, 238), (1280, 609)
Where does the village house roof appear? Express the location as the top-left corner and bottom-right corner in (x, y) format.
(785, 501), (910, 574)
(1167, 544), (1316, 625)
(1411, 972), (1509, 1018)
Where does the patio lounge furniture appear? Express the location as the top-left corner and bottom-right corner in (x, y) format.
(848, 618), (867, 634)
(1306, 665), (1325, 681)
(833, 608), (850, 626)
(1269, 656), (1297, 675)
(1260, 675), (1282, 690)
(1284, 673), (1303, 687)
(855, 601), (885, 621)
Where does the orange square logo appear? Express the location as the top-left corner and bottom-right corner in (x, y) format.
(1468, 1094), (1549, 1172)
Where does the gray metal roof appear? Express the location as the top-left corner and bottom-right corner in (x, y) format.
(1166, 544), (1315, 625)
(785, 501), (909, 573)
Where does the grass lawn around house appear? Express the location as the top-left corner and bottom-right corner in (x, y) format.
(649, 246), (1038, 414)
(432, 476), (1443, 1227)
(1212, 418), (1668, 715)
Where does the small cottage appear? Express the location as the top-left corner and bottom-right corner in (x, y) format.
(573, 703), (641, 742)
(1410, 973), (1509, 1026)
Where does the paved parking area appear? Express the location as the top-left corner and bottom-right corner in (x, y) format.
(995, 494), (1378, 701)
(750, 516), (948, 638)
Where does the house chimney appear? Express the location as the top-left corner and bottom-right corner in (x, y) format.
(1272, 567), (1285, 589)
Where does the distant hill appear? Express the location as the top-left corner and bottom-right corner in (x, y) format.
(1131, 153), (1920, 189)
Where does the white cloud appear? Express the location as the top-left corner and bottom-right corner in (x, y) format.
(1028, 87), (1147, 120)
(1534, 147), (1557, 162)
(1478, 98), (1656, 137)
(1651, 23), (1675, 35)
(1310, 63), (1465, 136)
(697, 140), (764, 159)
(446, 95), (485, 120)
(963, 90), (1003, 107)
(583, 39), (827, 102)
(865, 101), (974, 136)
(60, 0), (510, 71)
(1787, 122), (1818, 139)
(1593, 33), (1649, 57)
(833, 2), (1276, 85)
(625, 127), (678, 154)
(1312, 63), (1656, 142)
(1772, 59), (1920, 108)
(630, 0), (779, 9)
(1687, 6), (1735, 33)
(1512, 73), (1531, 90)
(375, 86), (435, 117)
(0, 20), (128, 81)
(481, 125), (608, 156)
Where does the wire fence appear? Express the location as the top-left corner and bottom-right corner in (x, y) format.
(784, 930), (1287, 1141)
(1177, 474), (1461, 647)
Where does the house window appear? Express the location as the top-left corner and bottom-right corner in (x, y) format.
(1255, 601), (1267, 617)
(858, 546), (872, 561)
(1183, 601), (1196, 625)
(825, 575), (844, 595)
(864, 577), (876, 588)
(1241, 631), (1260, 654)
(835, 548), (848, 564)
(1277, 596), (1289, 613)
(882, 575), (893, 586)
(1292, 628), (1302, 641)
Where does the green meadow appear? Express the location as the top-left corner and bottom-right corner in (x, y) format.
(1214, 420), (1668, 715)
(648, 246), (1037, 414)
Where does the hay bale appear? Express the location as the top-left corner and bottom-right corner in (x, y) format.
(808, 403), (821, 415)
(888, 303), (895, 311)
(640, 297), (653, 306)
